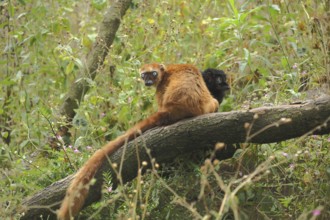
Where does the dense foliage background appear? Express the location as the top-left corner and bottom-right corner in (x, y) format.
(0, 0), (329, 219)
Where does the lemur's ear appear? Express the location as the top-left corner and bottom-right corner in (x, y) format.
(159, 64), (166, 71)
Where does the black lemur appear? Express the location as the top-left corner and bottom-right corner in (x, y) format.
(202, 68), (230, 104)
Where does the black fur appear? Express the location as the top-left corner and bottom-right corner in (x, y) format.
(202, 68), (230, 103)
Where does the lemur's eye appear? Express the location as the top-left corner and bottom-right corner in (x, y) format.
(141, 73), (145, 78)
(153, 71), (158, 76)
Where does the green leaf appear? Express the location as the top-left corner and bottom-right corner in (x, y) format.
(243, 48), (250, 63)
(227, 0), (238, 17)
(65, 61), (75, 75)
(20, 140), (30, 148)
(1, 131), (9, 139)
(74, 58), (84, 69)
(8, 3), (15, 17)
(270, 4), (281, 12)
(239, 61), (247, 73)
(279, 196), (293, 208)
(39, 106), (52, 118)
(281, 57), (289, 69)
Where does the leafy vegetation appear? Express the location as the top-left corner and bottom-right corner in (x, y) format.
(1, 0), (329, 219)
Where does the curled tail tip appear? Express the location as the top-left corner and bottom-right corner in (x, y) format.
(57, 198), (82, 220)
(57, 206), (69, 220)
(58, 180), (89, 219)
(57, 196), (74, 220)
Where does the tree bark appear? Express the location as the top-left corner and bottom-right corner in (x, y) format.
(19, 96), (330, 220)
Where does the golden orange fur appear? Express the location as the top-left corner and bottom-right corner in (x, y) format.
(57, 63), (218, 219)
